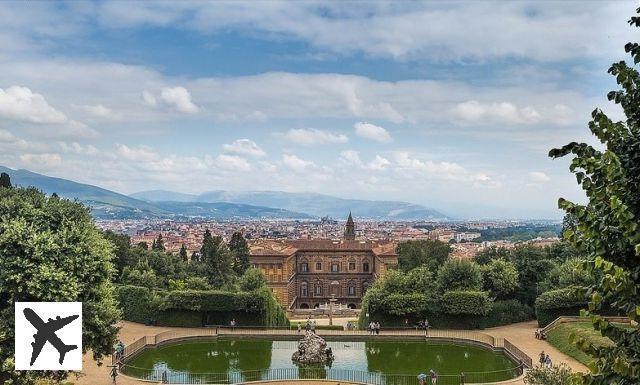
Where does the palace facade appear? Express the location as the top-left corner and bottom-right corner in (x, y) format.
(249, 213), (398, 309)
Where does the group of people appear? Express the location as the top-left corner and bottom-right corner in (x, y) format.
(534, 329), (547, 340)
(417, 369), (438, 385)
(539, 351), (553, 368)
(113, 340), (126, 362)
(368, 321), (381, 335)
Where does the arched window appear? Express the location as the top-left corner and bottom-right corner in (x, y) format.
(299, 303), (310, 309)
(314, 280), (323, 296)
(300, 259), (309, 272)
(362, 280), (370, 294)
(348, 258), (356, 271)
(315, 260), (322, 271)
(300, 281), (308, 297)
(363, 260), (370, 272)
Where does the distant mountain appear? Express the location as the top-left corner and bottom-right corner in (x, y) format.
(0, 167), (311, 220)
(131, 189), (449, 220)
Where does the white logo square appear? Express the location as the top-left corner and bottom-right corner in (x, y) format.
(14, 302), (83, 370)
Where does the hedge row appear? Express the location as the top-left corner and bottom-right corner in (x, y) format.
(116, 285), (289, 327)
(534, 287), (588, 327)
(359, 290), (532, 329)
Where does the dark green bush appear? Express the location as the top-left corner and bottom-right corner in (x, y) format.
(535, 287), (588, 327)
(481, 300), (534, 328)
(116, 285), (288, 327)
(442, 290), (492, 316)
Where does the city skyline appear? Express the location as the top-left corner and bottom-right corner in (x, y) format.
(0, 1), (636, 218)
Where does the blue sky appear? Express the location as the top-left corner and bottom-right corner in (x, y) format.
(0, 1), (637, 219)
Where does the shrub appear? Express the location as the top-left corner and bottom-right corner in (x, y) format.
(442, 290), (492, 316)
(524, 364), (573, 385)
(437, 259), (483, 292)
(116, 285), (288, 327)
(535, 287), (588, 327)
(482, 259), (519, 299)
(481, 300), (534, 328)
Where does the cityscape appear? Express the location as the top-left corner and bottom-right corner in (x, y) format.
(1, 2), (639, 385)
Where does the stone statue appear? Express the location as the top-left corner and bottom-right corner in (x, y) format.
(291, 331), (334, 365)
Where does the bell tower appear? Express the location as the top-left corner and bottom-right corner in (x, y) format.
(344, 211), (356, 240)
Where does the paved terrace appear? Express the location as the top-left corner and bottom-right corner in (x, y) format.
(72, 320), (587, 385)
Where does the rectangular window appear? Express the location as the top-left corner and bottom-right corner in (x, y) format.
(331, 263), (339, 272)
(348, 286), (355, 295)
(301, 263), (308, 272)
(316, 262), (322, 270)
(349, 262), (356, 270)
(363, 262), (370, 272)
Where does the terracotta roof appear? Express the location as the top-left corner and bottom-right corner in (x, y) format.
(250, 238), (397, 256)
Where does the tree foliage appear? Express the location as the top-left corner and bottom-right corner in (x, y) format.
(0, 187), (120, 384)
(524, 364), (574, 385)
(200, 229), (234, 288)
(436, 259), (483, 292)
(548, 9), (640, 385)
(229, 231), (250, 275)
(396, 239), (450, 272)
(482, 258), (519, 299)
(0, 172), (11, 189)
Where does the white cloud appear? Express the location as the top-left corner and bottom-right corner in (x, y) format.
(283, 128), (348, 146)
(74, 103), (122, 120)
(94, 2), (632, 63)
(19, 153), (62, 169)
(115, 144), (159, 162)
(354, 122), (392, 143)
(143, 86), (199, 113)
(58, 142), (99, 155)
(282, 153), (316, 173)
(529, 171), (551, 183)
(340, 150), (390, 171)
(223, 139), (266, 157)
(0, 86), (67, 124)
(215, 154), (251, 171)
(453, 100), (542, 124)
(394, 151), (494, 185)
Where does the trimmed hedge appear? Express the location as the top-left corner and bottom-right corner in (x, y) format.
(481, 300), (534, 328)
(535, 287), (588, 327)
(442, 291), (492, 316)
(117, 285), (289, 327)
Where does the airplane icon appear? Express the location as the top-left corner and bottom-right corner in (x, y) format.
(23, 307), (79, 366)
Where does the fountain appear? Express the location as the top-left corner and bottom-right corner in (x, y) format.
(291, 331), (334, 365)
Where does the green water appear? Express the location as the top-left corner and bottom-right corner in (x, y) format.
(124, 339), (518, 384)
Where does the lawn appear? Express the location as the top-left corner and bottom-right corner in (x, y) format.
(546, 321), (635, 365)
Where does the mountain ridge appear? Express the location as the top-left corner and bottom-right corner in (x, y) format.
(131, 189), (450, 220)
(0, 166), (312, 220)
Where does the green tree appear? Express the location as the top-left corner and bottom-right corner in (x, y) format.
(0, 172), (11, 188)
(179, 243), (188, 262)
(473, 246), (510, 265)
(137, 241), (149, 250)
(200, 229), (234, 288)
(229, 231), (250, 275)
(436, 259), (483, 292)
(120, 260), (158, 288)
(0, 187), (120, 384)
(152, 233), (165, 251)
(508, 245), (556, 306)
(482, 258), (519, 299)
(539, 258), (595, 293)
(103, 230), (136, 274)
(548, 9), (640, 384)
(238, 268), (267, 292)
(396, 239), (451, 272)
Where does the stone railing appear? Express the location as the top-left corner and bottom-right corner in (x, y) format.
(542, 315), (632, 334)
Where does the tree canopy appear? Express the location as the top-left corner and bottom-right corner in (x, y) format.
(549, 8), (640, 385)
(0, 187), (120, 384)
(396, 239), (450, 272)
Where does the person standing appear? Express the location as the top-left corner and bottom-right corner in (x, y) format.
(545, 354), (552, 368)
(417, 373), (427, 385)
(539, 351), (545, 367)
(297, 323), (302, 334)
(430, 369), (438, 385)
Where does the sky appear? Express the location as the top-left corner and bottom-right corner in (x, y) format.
(0, 1), (637, 219)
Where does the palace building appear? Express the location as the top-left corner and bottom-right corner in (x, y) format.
(249, 213), (398, 309)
